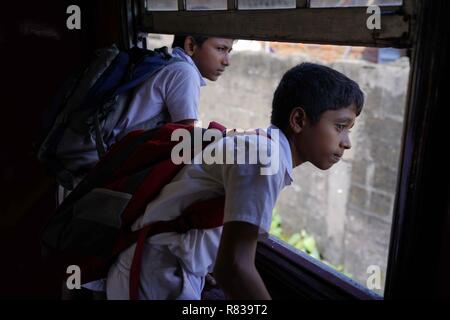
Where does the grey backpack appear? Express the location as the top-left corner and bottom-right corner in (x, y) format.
(38, 44), (182, 190)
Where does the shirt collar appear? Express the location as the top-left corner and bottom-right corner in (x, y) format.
(267, 124), (294, 185)
(172, 47), (207, 87)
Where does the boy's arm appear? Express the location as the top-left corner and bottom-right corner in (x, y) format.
(213, 221), (271, 300)
(163, 63), (200, 123)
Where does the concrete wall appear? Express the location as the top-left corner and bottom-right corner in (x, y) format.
(198, 51), (410, 294)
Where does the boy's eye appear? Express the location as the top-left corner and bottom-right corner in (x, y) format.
(336, 124), (346, 131)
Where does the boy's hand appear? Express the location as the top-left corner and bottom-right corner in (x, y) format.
(201, 273), (227, 300)
(205, 273), (217, 287)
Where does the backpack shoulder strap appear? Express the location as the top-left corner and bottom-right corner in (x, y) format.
(91, 47), (184, 158)
(126, 121), (228, 300)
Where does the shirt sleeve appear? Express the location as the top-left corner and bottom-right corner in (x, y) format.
(162, 62), (201, 123)
(220, 136), (285, 239)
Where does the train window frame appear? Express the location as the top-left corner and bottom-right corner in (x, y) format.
(119, 0), (450, 299)
(136, 0), (415, 48)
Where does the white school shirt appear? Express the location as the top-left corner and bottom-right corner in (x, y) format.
(58, 48), (206, 182)
(106, 125), (294, 300)
(108, 47), (206, 144)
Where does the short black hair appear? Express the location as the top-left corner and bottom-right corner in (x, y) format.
(271, 63), (364, 131)
(172, 35), (209, 49)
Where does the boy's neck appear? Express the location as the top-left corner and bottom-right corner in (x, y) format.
(289, 143), (302, 168)
(270, 123), (304, 169)
(286, 134), (304, 168)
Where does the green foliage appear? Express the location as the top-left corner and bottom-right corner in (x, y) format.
(270, 209), (353, 278)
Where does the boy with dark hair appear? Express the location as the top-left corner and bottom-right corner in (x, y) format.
(104, 62), (364, 299)
(271, 62), (364, 170)
(102, 34), (233, 144)
(56, 35), (233, 203)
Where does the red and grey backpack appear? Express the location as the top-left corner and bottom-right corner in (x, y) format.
(41, 121), (227, 300)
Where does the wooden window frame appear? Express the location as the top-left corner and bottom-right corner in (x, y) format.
(137, 0), (414, 48)
(123, 0), (450, 299)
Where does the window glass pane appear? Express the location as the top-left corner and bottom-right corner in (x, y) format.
(238, 0), (296, 10)
(199, 39), (410, 296)
(146, 33), (175, 50)
(146, 0), (178, 11)
(186, 0), (227, 10)
(310, 0), (402, 8)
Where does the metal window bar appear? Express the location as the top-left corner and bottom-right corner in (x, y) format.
(178, 0), (186, 11)
(228, 0), (236, 10)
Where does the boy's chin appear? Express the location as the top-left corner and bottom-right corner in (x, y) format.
(206, 75), (219, 81)
(313, 161), (334, 170)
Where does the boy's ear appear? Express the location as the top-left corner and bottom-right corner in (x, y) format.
(289, 107), (307, 134)
(183, 36), (197, 56)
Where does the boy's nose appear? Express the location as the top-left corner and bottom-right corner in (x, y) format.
(340, 134), (352, 150)
(222, 54), (230, 67)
